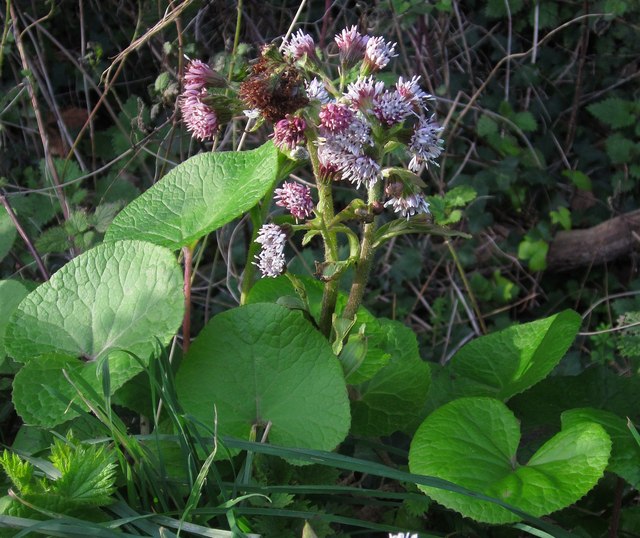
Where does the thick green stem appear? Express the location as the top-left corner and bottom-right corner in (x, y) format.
(308, 141), (339, 338)
(342, 220), (376, 321)
(343, 183), (382, 321)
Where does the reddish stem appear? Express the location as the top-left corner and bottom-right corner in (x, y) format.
(182, 245), (194, 353)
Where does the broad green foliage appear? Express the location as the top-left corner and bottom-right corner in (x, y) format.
(562, 408), (640, 488)
(247, 276), (431, 436)
(351, 319), (430, 436)
(0, 280), (29, 362)
(0, 435), (116, 518)
(175, 303), (350, 454)
(409, 397), (611, 523)
(0, 210), (16, 262)
(5, 240), (184, 426)
(106, 142), (281, 249)
(427, 309), (580, 410)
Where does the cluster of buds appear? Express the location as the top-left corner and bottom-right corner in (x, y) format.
(180, 27), (444, 278)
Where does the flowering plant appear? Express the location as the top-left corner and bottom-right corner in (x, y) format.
(0, 21), (613, 538)
(177, 26), (450, 340)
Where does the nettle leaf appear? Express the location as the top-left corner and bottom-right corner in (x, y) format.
(409, 397), (611, 524)
(0, 209), (17, 261)
(605, 133), (635, 164)
(427, 310), (580, 410)
(106, 141), (280, 249)
(561, 408), (640, 488)
(175, 303), (350, 455)
(0, 280), (29, 362)
(351, 318), (431, 437)
(5, 240), (183, 426)
(587, 97), (636, 129)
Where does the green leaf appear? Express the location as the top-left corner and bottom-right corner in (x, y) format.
(518, 237), (548, 271)
(5, 240), (184, 426)
(351, 319), (431, 436)
(561, 408), (640, 488)
(562, 169), (592, 191)
(587, 97), (636, 129)
(427, 310), (581, 409)
(409, 397), (611, 523)
(444, 185), (477, 207)
(49, 437), (117, 507)
(605, 133), (635, 164)
(513, 111), (537, 132)
(477, 115), (498, 137)
(373, 215), (469, 248)
(0, 280), (29, 362)
(0, 209), (16, 261)
(550, 207), (571, 230)
(106, 142), (281, 249)
(175, 303), (350, 454)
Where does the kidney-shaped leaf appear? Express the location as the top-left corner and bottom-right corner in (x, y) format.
(5, 240), (184, 363)
(409, 397), (611, 524)
(105, 142), (279, 249)
(432, 310), (580, 407)
(175, 303), (350, 453)
(5, 241), (184, 426)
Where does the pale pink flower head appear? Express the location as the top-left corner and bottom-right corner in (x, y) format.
(362, 36), (397, 73)
(254, 223), (287, 278)
(384, 190), (431, 220)
(319, 103), (355, 133)
(180, 90), (218, 141)
(373, 90), (414, 126)
(408, 115), (444, 172)
(274, 181), (314, 221)
(340, 153), (381, 189)
(281, 30), (317, 62)
(396, 75), (431, 109)
(344, 76), (385, 112)
(305, 78), (331, 104)
(183, 59), (225, 92)
(335, 26), (370, 67)
(272, 115), (307, 150)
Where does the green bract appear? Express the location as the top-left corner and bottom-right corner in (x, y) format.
(175, 303), (350, 454)
(105, 142), (280, 249)
(5, 240), (184, 426)
(409, 397), (611, 524)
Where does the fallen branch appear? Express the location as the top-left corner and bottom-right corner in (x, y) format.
(547, 209), (640, 271)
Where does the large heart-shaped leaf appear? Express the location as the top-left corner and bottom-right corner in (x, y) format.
(427, 309), (581, 411)
(175, 303), (350, 453)
(105, 142), (280, 249)
(5, 240), (184, 426)
(0, 280), (29, 362)
(562, 408), (640, 488)
(409, 397), (611, 524)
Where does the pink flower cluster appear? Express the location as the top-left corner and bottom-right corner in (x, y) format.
(274, 181), (314, 221)
(180, 60), (219, 141)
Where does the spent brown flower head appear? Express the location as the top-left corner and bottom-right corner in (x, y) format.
(239, 46), (309, 122)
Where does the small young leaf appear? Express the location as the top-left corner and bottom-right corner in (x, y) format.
(562, 169), (592, 191)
